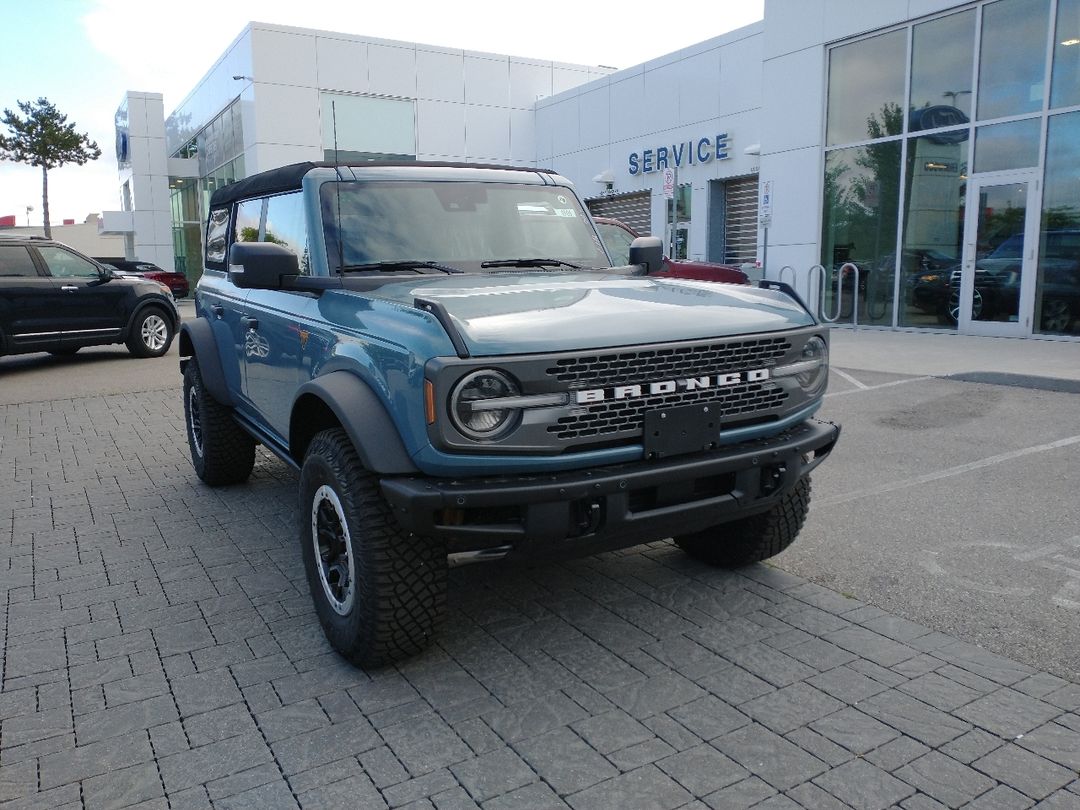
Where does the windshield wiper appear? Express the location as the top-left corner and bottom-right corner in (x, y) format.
(340, 260), (462, 275)
(480, 258), (583, 270)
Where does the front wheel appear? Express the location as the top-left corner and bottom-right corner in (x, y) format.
(127, 307), (175, 357)
(183, 357), (256, 485)
(299, 428), (447, 668)
(675, 477), (811, 567)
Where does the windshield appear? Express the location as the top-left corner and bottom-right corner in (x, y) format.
(321, 181), (610, 274)
(988, 234), (1024, 259)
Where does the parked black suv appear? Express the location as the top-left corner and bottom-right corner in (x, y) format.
(0, 235), (179, 358)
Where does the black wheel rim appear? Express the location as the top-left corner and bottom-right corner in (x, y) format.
(311, 485), (355, 615)
(187, 386), (204, 458)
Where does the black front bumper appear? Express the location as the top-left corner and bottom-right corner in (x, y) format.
(380, 419), (840, 559)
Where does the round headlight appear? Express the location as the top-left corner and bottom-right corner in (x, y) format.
(450, 370), (521, 439)
(796, 336), (829, 396)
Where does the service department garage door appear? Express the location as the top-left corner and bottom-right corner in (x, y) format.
(586, 192), (652, 235)
(723, 175), (759, 264)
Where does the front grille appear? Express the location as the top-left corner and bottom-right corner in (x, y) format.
(546, 336), (792, 387)
(548, 381), (788, 440)
(544, 337), (793, 442)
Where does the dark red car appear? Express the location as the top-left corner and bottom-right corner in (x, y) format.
(593, 217), (749, 284)
(97, 259), (190, 298)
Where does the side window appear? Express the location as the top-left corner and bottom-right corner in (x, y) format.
(235, 198), (263, 244)
(264, 192), (311, 275)
(206, 207), (230, 266)
(0, 245), (39, 277)
(596, 223), (635, 266)
(36, 246), (100, 278)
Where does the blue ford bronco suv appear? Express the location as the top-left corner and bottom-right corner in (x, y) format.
(180, 162), (839, 667)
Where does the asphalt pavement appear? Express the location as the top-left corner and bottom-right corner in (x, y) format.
(1, 320), (1079, 808)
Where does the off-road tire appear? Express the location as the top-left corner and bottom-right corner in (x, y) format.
(299, 428), (447, 668)
(675, 476), (811, 567)
(183, 357), (256, 485)
(127, 306), (175, 357)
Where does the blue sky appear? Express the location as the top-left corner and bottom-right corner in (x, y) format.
(0, 0), (764, 226)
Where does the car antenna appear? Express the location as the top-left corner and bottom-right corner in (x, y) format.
(332, 99), (344, 276)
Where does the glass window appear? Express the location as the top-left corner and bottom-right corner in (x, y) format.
(595, 221), (635, 266)
(264, 193), (311, 275)
(235, 199), (263, 243)
(321, 93), (416, 162)
(0, 245), (39, 277)
(1051, 0), (1080, 108)
(1036, 112), (1080, 335)
(826, 30), (907, 146)
(910, 10), (976, 125)
(37, 246), (100, 278)
(321, 182), (608, 273)
(899, 133), (970, 328)
(977, 0), (1050, 120)
(973, 119), (1041, 172)
(820, 142), (902, 325)
(206, 207), (230, 265)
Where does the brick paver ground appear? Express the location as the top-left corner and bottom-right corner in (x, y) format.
(1, 389), (1078, 809)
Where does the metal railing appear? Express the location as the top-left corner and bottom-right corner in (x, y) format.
(772, 262), (859, 326)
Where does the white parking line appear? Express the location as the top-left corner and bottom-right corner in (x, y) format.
(825, 376), (933, 398)
(831, 368), (870, 389)
(817, 433), (1080, 507)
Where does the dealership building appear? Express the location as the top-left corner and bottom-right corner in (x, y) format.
(107, 0), (1080, 339)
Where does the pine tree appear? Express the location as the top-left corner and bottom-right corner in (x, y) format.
(0, 98), (101, 238)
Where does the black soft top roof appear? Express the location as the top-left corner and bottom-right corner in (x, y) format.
(208, 161), (558, 208)
(208, 162), (324, 208)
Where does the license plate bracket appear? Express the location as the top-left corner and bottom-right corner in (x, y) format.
(643, 404), (720, 460)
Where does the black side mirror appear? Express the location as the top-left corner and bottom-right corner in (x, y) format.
(629, 236), (663, 275)
(229, 242), (300, 290)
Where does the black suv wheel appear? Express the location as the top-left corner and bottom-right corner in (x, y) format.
(299, 428), (447, 667)
(127, 306), (175, 357)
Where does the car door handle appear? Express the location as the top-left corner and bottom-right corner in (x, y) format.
(211, 305), (224, 318)
(241, 316), (259, 330)
(60, 285), (79, 292)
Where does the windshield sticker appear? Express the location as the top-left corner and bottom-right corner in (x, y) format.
(555, 209), (577, 218)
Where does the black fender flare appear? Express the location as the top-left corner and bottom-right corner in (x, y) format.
(178, 318), (235, 406)
(291, 371), (418, 474)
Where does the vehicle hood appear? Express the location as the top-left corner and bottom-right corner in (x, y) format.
(364, 271), (815, 355)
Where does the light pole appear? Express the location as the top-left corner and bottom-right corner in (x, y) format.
(942, 89), (971, 106)
(25, 205), (33, 226)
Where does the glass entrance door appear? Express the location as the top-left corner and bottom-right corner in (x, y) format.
(957, 173), (1039, 336)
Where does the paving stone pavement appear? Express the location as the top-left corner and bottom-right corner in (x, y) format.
(1, 389), (1079, 810)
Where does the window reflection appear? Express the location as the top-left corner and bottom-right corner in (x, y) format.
(1051, 0), (1080, 108)
(1036, 112), (1080, 335)
(826, 30), (906, 146)
(910, 11), (976, 124)
(264, 193), (311, 275)
(973, 119), (1041, 172)
(899, 134), (970, 328)
(821, 142), (902, 325)
(977, 0), (1050, 120)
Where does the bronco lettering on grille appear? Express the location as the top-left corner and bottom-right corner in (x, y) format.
(574, 368), (771, 404)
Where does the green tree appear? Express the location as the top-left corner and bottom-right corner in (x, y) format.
(0, 98), (101, 238)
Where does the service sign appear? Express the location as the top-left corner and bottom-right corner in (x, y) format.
(629, 133), (731, 175)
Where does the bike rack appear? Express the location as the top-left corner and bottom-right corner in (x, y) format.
(770, 262), (858, 326)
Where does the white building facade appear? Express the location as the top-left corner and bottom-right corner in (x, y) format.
(114, 0), (1080, 338)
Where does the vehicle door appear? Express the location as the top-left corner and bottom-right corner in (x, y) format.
(0, 243), (61, 352)
(239, 191), (313, 441)
(34, 244), (129, 346)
